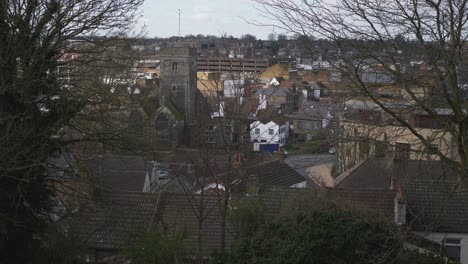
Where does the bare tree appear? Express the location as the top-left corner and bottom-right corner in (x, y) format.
(254, 0), (468, 184)
(0, 0), (143, 262)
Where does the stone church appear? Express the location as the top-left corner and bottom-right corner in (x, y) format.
(154, 47), (205, 147)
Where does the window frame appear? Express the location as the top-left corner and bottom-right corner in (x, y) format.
(443, 238), (461, 260)
(171, 62), (178, 71)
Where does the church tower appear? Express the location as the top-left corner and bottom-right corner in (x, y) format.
(159, 47), (197, 123)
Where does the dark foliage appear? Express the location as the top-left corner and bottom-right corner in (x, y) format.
(214, 196), (436, 264)
(0, 0), (142, 262)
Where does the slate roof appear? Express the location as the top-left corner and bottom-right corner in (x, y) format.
(72, 191), (160, 250)
(83, 155), (149, 192)
(405, 179), (468, 233)
(72, 190), (234, 254)
(258, 186), (314, 213)
(254, 87), (291, 97)
(335, 159), (458, 189)
(165, 101), (184, 120)
(333, 158), (468, 232)
(327, 188), (396, 219)
(157, 193), (234, 254)
(242, 160), (308, 189)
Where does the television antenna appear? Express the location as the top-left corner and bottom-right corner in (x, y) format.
(177, 9), (181, 38)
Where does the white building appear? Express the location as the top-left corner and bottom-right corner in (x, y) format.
(250, 120), (289, 147)
(224, 79), (245, 98)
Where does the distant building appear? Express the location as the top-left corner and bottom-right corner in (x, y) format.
(197, 71), (223, 97)
(155, 47), (199, 146)
(260, 64), (290, 83)
(253, 87), (296, 114)
(197, 57), (269, 72)
(224, 79), (245, 98)
(337, 105), (457, 173)
(159, 47), (198, 122)
(250, 120), (289, 147)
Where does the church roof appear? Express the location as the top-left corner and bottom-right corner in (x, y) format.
(156, 101), (184, 121)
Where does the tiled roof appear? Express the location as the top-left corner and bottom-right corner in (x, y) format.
(258, 186), (314, 213)
(327, 188), (396, 219)
(233, 160), (308, 192)
(405, 179), (468, 233)
(165, 101), (184, 120)
(72, 190), (234, 254)
(82, 155), (148, 192)
(333, 159), (468, 232)
(157, 193), (234, 254)
(335, 159), (458, 190)
(71, 191), (160, 250)
(254, 87), (291, 97)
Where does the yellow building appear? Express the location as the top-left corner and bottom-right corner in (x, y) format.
(197, 72), (223, 97)
(337, 113), (457, 174)
(260, 64), (290, 82)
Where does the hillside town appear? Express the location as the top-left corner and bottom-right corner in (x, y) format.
(2, 1), (468, 264)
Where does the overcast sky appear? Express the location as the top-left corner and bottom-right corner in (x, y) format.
(139, 0), (279, 39)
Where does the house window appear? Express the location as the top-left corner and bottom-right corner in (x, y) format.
(268, 128), (274, 135)
(297, 121), (303, 129)
(304, 121), (312, 130)
(225, 125), (232, 136)
(207, 132), (215, 143)
(425, 143), (439, 154)
(395, 142), (410, 160)
(443, 238), (461, 260)
(172, 85), (177, 92)
(172, 62), (178, 71)
(255, 128), (260, 134)
(206, 125), (216, 144)
(313, 121), (321, 129)
(187, 164), (195, 174)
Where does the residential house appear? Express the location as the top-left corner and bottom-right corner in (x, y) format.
(224, 79), (245, 98)
(197, 159), (311, 195)
(404, 176), (468, 263)
(337, 104), (457, 174)
(197, 71), (223, 97)
(268, 77), (285, 87)
(71, 186), (314, 262)
(241, 160), (309, 189)
(133, 58), (160, 90)
(82, 155), (165, 193)
(287, 111), (332, 141)
(285, 93), (339, 142)
(297, 69), (331, 83)
(328, 158), (468, 263)
(306, 82), (330, 101)
(71, 191), (232, 263)
(260, 64), (290, 83)
(253, 86), (296, 114)
(250, 119), (289, 147)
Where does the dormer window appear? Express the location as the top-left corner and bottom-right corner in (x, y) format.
(172, 62), (178, 71)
